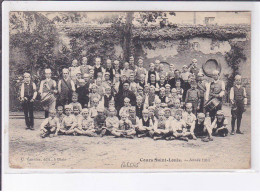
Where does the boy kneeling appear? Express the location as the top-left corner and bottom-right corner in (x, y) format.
(111, 112), (136, 138)
(40, 109), (60, 138)
(74, 108), (98, 137)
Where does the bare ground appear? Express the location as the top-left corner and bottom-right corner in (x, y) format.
(8, 105), (251, 170)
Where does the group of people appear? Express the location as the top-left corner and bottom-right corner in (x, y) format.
(19, 56), (248, 141)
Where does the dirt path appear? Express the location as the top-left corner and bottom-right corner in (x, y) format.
(8, 105), (251, 169)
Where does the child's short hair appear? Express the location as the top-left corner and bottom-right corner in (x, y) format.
(171, 88), (177, 93)
(136, 96), (143, 102)
(174, 99), (180, 103)
(73, 106), (79, 110)
(158, 110), (165, 116)
(72, 92), (78, 98)
(175, 109), (183, 116)
(65, 104), (72, 110)
(124, 97), (130, 103)
(49, 109), (56, 114)
(197, 113), (205, 119)
(164, 107), (171, 113)
(185, 103), (192, 109)
(235, 74), (242, 80)
(129, 106), (136, 113)
(57, 105), (63, 110)
(109, 107), (117, 114)
(155, 98), (161, 103)
(176, 80), (181, 84)
(216, 110), (224, 116)
(82, 108), (89, 114)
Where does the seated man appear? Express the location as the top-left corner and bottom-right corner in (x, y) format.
(74, 108), (98, 137)
(136, 109), (154, 138)
(111, 112), (136, 139)
(40, 109), (60, 138)
(211, 110), (229, 137)
(194, 113), (213, 142)
(59, 105), (77, 135)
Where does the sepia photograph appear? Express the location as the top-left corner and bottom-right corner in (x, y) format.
(7, 11), (251, 170)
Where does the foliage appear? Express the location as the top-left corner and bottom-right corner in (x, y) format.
(224, 41), (247, 90)
(133, 25), (249, 41)
(10, 12), (58, 79)
(61, 26), (122, 65)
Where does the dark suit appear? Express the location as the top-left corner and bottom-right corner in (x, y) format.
(115, 89), (136, 111)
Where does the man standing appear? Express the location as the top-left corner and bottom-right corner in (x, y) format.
(129, 56), (135, 71)
(39, 68), (57, 118)
(115, 81), (136, 112)
(168, 69), (185, 89)
(94, 57), (105, 79)
(104, 59), (115, 81)
(80, 56), (90, 75)
(205, 70), (225, 122)
(58, 68), (76, 106)
(20, 72), (37, 130)
(145, 63), (160, 84)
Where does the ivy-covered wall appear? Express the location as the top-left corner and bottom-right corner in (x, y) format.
(9, 22), (251, 111)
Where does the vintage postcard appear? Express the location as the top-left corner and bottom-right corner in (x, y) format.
(7, 11), (251, 170)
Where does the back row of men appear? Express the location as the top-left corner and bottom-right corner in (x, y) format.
(20, 56), (247, 137)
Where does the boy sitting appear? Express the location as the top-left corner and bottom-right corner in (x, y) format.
(89, 97), (99, 118)
(111, 112), (136, 138)
(171, 110), (196, 141)
(69, 92), (82, 112)
(40, 109), (60, 138)
(136, 109), (154, 138)
(182, 103), (197, 140)
(56, 105), (65, 124)
(59, 105), (77, 135)
(73, 106), (83, 134)
(154, 98), (162, 119)
(211, 110), (229, 137)
(128, 106), (139, 129)
(151, 110), (171, 140)
(74, 108), (97, 137)
(94, 106), (107, 136)
(194, 113), (213, 142)
(105, 107), (120, 135)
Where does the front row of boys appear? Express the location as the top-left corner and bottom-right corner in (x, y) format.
(40, 99), (229, 142)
